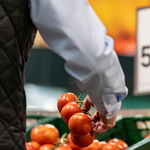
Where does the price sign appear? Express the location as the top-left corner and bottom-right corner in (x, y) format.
(134, 6), (150, 95)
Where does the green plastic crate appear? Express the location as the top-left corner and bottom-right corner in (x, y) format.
(127, 137), (150, 150)
(95, 116), (150, 146)
(26, 115), (150, 149)
(26, 115), (51, 128)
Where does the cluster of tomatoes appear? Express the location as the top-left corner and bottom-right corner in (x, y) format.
(25, 122), (129, 150)
(25, 123), (150, 150)
(57, 92), (130, 150)
(67, 134), (129, 150)
(57, 92), (95, 148)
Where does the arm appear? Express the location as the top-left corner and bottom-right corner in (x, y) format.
(29, 0), (128, 132)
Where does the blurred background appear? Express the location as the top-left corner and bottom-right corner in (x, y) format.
(25, 0), (150, 117)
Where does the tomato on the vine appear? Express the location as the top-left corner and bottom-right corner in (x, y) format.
(30, 124), (59, 145)
(67, 133), (82, 150)
(57, 92), (77, 113)
(68, 112), (92, 136)
(71, 132), (95, 148)
(108, 138), (128, 149)
(61, 102), (82, 124)
(102, 143), (124, 150)
(39, 144), (55, 150)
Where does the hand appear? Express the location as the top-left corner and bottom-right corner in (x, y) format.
(82, 95), (116, 135)
(91, 111), (116, 134)
(82, 95), (94, 112)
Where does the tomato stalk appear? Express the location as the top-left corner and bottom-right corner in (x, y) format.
(86, 112), (92, 117)
(54, 133), (68, 147)
(77, 93), (81, 100)
(74, 94), (92, 117)
(60, 133), (68, 144)
(81, 108), (92, 117)
(74, 93), (82, 104)
(72, 93), (92, 116)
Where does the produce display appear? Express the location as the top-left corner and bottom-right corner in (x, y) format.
(26, 125), (128, 150)
(26, 92), (150, 150)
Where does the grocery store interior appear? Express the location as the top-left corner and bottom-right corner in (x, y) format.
(25, 1), (150, 149)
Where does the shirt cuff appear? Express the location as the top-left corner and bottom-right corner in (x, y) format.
(90, 94), (122, 119)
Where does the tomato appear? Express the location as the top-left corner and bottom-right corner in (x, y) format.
(102, 143), (124, 150)
(30, 124), (59, 145)
(39, 144), (55, 150)
(144, 133), (150, 139)
(68, 112), (92, 136)
(25, 142), (38, 150)
(67, 133), (82, 150)
(55, 144), (72, 150)
(30, 141), (41, 149)
(108, 138), (128, 149)
(71, 132), (95, 148)
(99, 141), (107, 149)
(61, 102), (82, 124)
(57, 92), (77, 112)
(83, 139), (102, 150)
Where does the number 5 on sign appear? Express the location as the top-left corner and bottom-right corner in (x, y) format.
(134, 6), (150, 95)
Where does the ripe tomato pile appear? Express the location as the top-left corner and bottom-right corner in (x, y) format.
(26, 127), (129, 150)
(26, 92), (130, 150)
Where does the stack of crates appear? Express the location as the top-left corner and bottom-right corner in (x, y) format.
(26, 115), (150, 150)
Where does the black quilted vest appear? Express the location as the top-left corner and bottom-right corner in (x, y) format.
(0, 0), (37, 149)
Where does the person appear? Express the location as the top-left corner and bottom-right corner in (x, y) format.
(0, 0), (127, 149)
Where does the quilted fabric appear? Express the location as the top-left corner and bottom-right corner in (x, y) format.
(0, 0), (37, 149)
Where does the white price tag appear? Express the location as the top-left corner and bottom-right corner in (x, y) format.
(134, 6), (150, 95)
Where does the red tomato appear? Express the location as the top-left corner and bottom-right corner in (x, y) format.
(25, 142), (38, 150)
(55, 144), (72, 150)
(102, 143), (124, 150)
(99, 141), (107, 149)
(67, 133), (82, 150)
(30, 124), (59, 145)
(108, 138), (128, 149)
(144, 133), (150, 139)
(71, 132), (95, 148)
(61, 102), (82, 124)
(61, 144), (72, 150)
(39, 144), (55, 150)
(83, 139), (102, 150)
(30, 141), (41, 149)
(68, 112), (92, 136)
(57, 92), (77, 112)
